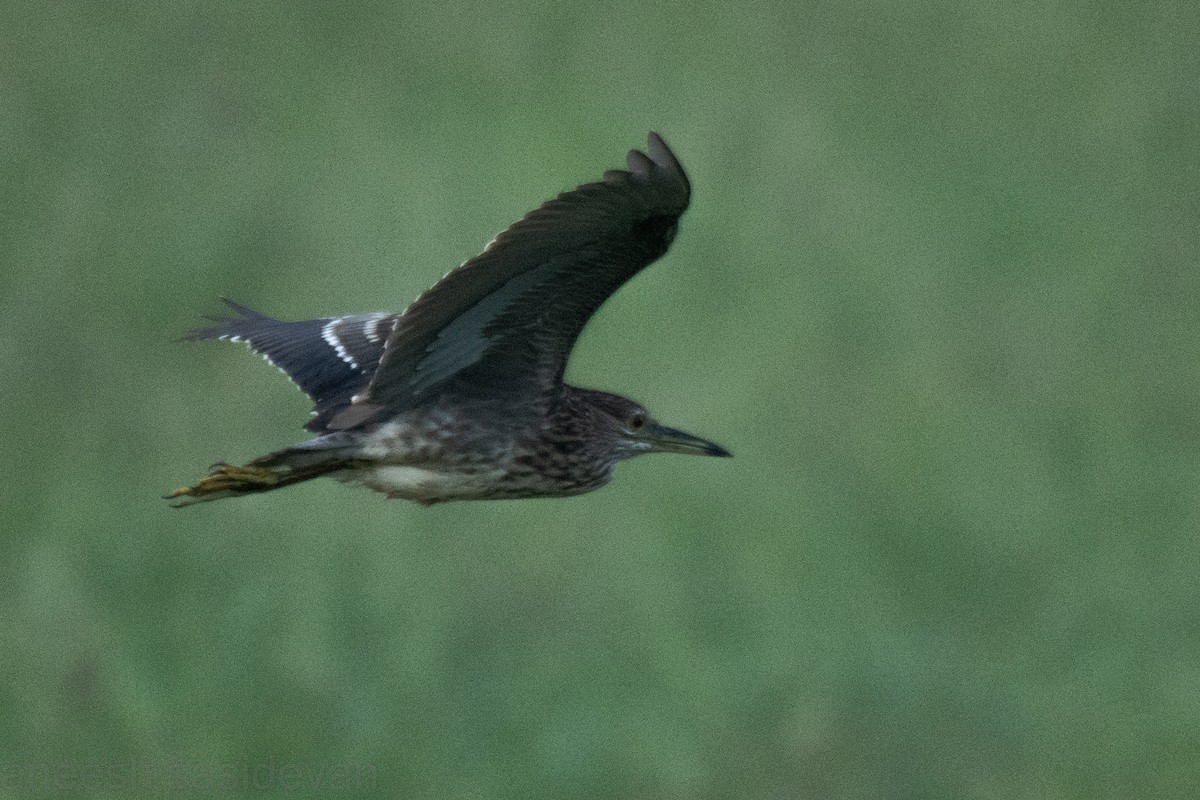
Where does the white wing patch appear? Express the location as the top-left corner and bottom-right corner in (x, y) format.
(364, 313), (390, 343)
(322, 317), (361, 371)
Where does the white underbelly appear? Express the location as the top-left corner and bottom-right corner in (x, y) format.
(345, 464), (511, 503)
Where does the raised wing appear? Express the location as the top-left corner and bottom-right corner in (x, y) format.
(330, 132), (691, 429)
(185, 299), (399, 431)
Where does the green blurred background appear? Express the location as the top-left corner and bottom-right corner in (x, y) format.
(3, 1), (1198, 797)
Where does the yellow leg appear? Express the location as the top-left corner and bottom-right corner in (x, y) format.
(167, 462), (281, 506)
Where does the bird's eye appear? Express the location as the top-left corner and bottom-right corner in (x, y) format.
(628, 411), (647, 431)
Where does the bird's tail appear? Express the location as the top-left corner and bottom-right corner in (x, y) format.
(166, 442), (355, 507)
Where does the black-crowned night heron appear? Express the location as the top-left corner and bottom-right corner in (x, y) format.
(169, 133), (729, 507)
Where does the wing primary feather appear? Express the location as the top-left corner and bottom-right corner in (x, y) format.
(330, 132), (693, 428)
(185, 300), (398, 431)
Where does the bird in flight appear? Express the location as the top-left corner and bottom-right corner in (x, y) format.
(168, 133), (729, 507)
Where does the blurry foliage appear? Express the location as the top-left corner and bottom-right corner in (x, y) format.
(2, 0), (1198, 797)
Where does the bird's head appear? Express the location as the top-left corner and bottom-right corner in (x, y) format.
(574, 388), (732, 462)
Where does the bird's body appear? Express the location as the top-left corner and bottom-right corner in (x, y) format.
(169, 133), (729, 507)
(338, 388), (632, 503)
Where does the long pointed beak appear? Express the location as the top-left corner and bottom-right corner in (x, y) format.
(647, 421), (732, 457)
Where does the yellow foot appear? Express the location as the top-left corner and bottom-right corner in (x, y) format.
(166, 463), (280, 507)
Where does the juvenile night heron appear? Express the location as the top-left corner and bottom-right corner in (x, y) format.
(169, 133), (729, 507)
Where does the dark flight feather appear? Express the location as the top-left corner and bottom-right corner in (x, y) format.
(329, 132), (691, 429)
(184, 299), (398, 431)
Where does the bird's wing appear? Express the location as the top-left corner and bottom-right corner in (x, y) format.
(329, 132), (691, 430)
(185, 299), (399, 431)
